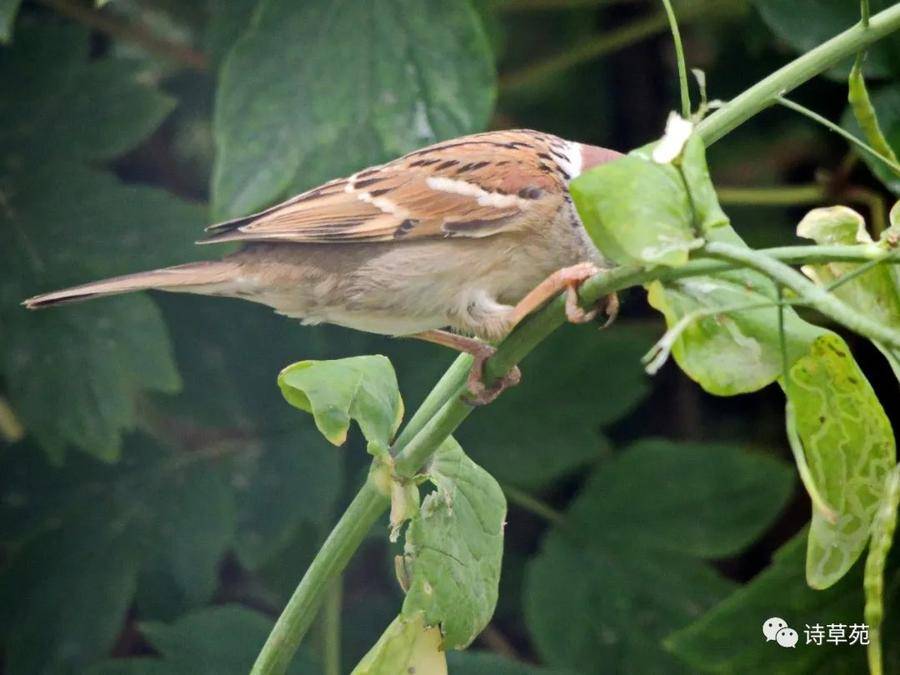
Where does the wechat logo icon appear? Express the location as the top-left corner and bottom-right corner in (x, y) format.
(763, 617), (798, 648)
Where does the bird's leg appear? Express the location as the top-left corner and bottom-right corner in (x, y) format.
(509, 262), (618, 329)
(410, 330), (521, 405)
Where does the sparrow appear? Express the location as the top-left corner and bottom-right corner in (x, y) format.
(24, 130), (622, 403)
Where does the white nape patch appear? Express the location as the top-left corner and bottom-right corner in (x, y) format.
(357, 191), (410, 218)
(344, 172), (358, 193)
(425, 176), (529, 209)
(559, 141), (584, 181)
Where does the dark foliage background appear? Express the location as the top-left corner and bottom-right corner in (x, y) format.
(0, 0), (898, 674)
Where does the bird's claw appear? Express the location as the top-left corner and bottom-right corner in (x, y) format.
(463, 345), (522, 406)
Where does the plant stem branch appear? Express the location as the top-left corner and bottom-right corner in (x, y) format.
(322, 579), (342, 675)
(37, 0), (208, 71)
(250, 482), (388, 675)
(777, 96), (900, 176)
(660, 0), (691, 118)
(696, 2), (900, 145)
(702, 241), (900, 349)
(716, 184), (826, 206)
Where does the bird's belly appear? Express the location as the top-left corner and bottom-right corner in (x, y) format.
(301, 309), (444, 336)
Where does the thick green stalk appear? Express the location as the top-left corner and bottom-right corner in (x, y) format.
(696, 2), (900, 145)
(252, 6), (900, 670)
(250, 483), (388, 675)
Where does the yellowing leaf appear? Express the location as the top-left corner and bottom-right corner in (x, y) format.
(352, 613), (447, 675)
(788, 334), (896, 588)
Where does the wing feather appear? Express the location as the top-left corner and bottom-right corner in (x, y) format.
(202, 130), (570, 245)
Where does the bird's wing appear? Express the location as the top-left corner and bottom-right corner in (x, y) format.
(202, 131), (571, 244)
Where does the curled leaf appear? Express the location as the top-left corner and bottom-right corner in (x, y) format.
(278, 355), (403, 454)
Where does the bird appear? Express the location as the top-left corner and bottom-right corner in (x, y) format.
(24, 129), (622, 403)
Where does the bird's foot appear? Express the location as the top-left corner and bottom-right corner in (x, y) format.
(464, 343), (522, 406)
(554, 263), (618, 328)
(409, 329), (521, 405)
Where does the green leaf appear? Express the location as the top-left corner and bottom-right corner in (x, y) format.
(0, 24), (199, 461)
(646, 275), (821, 396)
(4, 298), (180, 463)
(459, 323), (655, 489)
(278, 355), (404, 454)
(843, 83), (900, 195)
(0, 0), (21, 43)
(680, 134), (730, 233)
(752, 0), (900, 80)
(570, 154), (702, 267)
(0, 436), (236, 674)
(352, 613), (447, 675)
(401, 437), (506, 649)
(797, 205), (900, 373)
(666, 531), (869, 674)
(155, 296), (346, 571)
(524, 439), (793, 673)
(87, 605), (318, 675)
(212, 0), (496, 218)
(788, 333), (896, 589)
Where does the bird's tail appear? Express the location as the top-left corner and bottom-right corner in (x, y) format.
(22, 260), (241, 309)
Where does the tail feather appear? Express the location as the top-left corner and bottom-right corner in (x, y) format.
(23, 260), (239, 309)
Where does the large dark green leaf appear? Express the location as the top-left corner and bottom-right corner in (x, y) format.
(212, 0), (496, 218)
(524, 440), (793, 674)
(0, 23), (202, 461)
(666, 532), (873, 674)
(0, 436), (235, 674)
(154, 295), (347, 572)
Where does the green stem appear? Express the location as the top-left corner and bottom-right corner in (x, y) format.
(702, 241), (900, 349)
(695, 2), (900, 145)
(777, 96), (900, 176)
(716, 184), (826, 206)
(322, 579), (342, 675)
(250, 483), (388, 675)
(660, 0), (691, 118)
